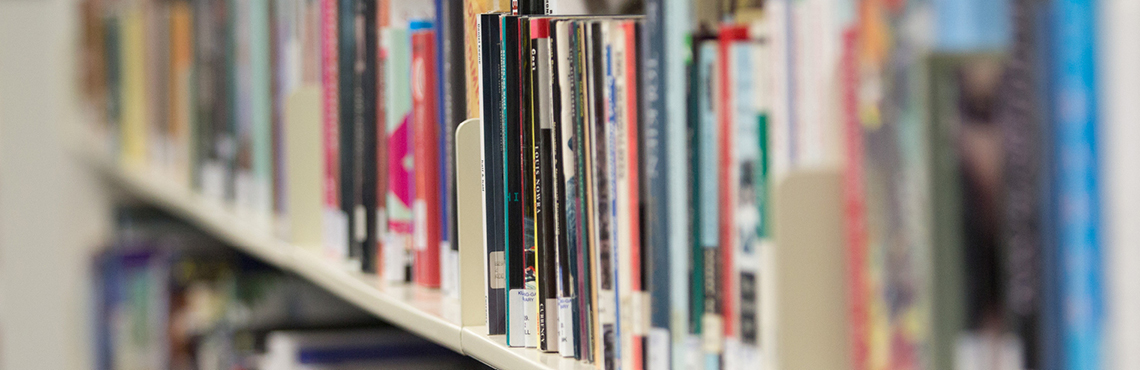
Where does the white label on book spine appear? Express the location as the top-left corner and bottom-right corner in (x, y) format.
(508, 289), (526, 347)
(631, 292), (649, 335)
(558, 297), (574, 357)
(522, 289), (537, 348)
(441, 246), (458, 298)
(545, 298), (559, 348)
(489, 251), (506, 289)
(648, 328), (671, 370)
(383, 234), (406, 282)
(686, 335), (704, 370)
(353, 205), (366, 242)
(234, 170), (254, 212)
(201, 161), (226, 201)
(702, 314), (724, 353)
(413, 200), (427, 250)
(323, 209), (349, 260)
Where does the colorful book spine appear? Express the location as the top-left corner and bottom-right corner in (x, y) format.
(1049, 0), (1102, 367)
(169, 0), (194, 186)
(620, 19), (645, 370)
(571, 21), (596, 363)
(518, 17), (538, 349)
(694, 38), (721, 369)
(384, 26), (414, 283)
(531, 17), (560, 353)
(552, 19), (582, 358)
(411, 20), (442, 288)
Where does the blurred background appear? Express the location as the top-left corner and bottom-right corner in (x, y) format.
(1, 0), (1138, 369)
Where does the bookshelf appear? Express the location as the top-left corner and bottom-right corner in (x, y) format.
(74, 131), (596, 370)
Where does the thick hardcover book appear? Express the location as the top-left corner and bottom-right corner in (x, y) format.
(384, 26), (415, 283)
(479, 13), (508, 335)
(502, 14), (527, 347)
(337, 0), (358, 268)
(1049, 0), (1102, 367)
(531, 17), (560, 353)
(551, 19), (581, 358)
(518, 17), (539, 348)
(411, 21), (442, 288)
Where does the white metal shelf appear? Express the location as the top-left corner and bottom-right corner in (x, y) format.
(76, 135), (596, 370)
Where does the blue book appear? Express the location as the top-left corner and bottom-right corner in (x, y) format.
(1048, 0), (1103, 368)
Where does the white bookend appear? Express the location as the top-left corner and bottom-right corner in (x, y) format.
(455, 118), (487, 327)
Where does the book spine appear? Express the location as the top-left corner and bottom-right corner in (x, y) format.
(439, 0), (465, 296)
(1049, 0), (1102, 367)
(169, 0), (194, 187)
(622, 20), (645, 370)
(596, 21), (619, 370)
(359, 0), (379, 273)
(532, 18), (559, 353)
(411, 22), (442, 288)
(502, 15), (527, 348)
(384, 27), (414, 283)
(552, 19), (581, 358)
(373, 0), (388, 275)
(572, 21), (596, 363)
(729, 38), (762, 364)
(612, 20), (633, 370)
(664, 0), (693, 365)
(321, 0), (346, 260)
(717, 25), (735, 350)
(838, 27), (868, 370)
(479, 13), (508, 335)
(519, 18), (538, 349)
(640, 0), (673, 366)
(250, 0), (273, 220)
(337, 0), (358, 268)
(695, 39), (721, 368)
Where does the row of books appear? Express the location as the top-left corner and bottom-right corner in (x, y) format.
(77, 0), (1119, 368)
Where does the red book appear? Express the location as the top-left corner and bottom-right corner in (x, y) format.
(621, 20), (644, 370)
(321, 0), (342, 259)
(839, 28), (868, 370)
(411, 24), (441, 288)
(717, 25), (748, 338)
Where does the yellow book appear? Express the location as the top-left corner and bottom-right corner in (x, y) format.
(120, 2), (148, 169)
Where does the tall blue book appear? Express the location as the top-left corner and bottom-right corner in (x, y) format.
(1048, 0), (1102, 368)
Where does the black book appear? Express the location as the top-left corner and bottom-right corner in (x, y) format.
(353, 0), (378, 272)
(531, 17), (559, 353)
(337, 0), (358, 268)
(439, 0), (466, 281)
(479, 12), (507, 336)
(501, 14), (527, 347)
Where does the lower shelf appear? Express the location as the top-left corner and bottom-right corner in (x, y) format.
(81, 144), (595, 370)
